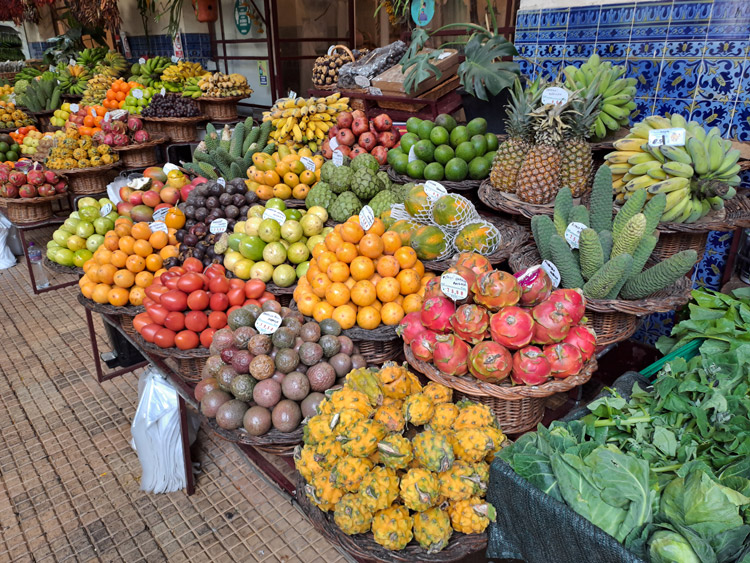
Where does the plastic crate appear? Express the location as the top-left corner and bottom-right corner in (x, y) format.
(639, 339), (703, 379)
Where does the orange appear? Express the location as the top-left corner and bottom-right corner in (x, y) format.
(160, 245), (178, 260)
(167, 229), (178, 247)
(97, 264), (117, 285)
(356, 306), (381, 330)
(358, 234), (384, 259)
(312, 301), (335, 322)
(83, 259), (96, 274)
(402, 293), (423, 314)
(104, 234), (120, 251)
(326, 261), (350, 283)
(381, 302), (405, 326)
(113, 269), (135, 288)
(325, 282), (351, 307)
(114, 219), (132, 237)
(310, 271), (332, 298)
(332, 304), (357, 330)
(134, 271), (153, 288)
(118, 235), (135, 255)
(125, 254), (146, 273)
(128, 286), (146, 306)
(376, 277), (401, 303)
(350, 280), (377, 307)
(133, 239), (153, 258)
(341, 221), (364, 244)
(350, 256), (375, 281)
(325, 232), (344, 252)
(413, 260), (425, 278)
(145, 254), (163, 272)
(91, 283), (112, 304)
(95, 248), (112, 265)
(336, 242), (358, 264)
(149, 230), (168, 250)
(376, 255), (400, 278)
(396, 269), (421, 295)
(86, 266), (100, 283)
(296, 292), (320, 316)
(382, 231), (402, 255)
(80, 281), (97, 300)
(110, 250), (128, 268)
(312, 242), (327, 258)
(316, 251), (338, 273)
(370, 300), (382, 312)
(306, 261), (320, 284)
(283, 172), (299, 187)
(164, 208), (185, 229)
(366, 218), (385, 236)
(131, 222), (152, 240)
(108, 287), (129, 307)
(395, 246), (418, 269)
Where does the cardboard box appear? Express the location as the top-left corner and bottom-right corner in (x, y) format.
(371, 49), (459, 97)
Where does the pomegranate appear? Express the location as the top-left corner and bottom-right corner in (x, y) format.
(531, 300), (572, 345)
(390, 126), (401, 142)
(351, 117), (369, 136)
(433, 334), (470, 376)
(411, 329), (439, 362)
(396, 312), (426, 344)
(321, 139), (332, 159)
(336, 145), (351, 158)
(358, 132), (377, 151)
(377, 131), (397, 148)
(421, 296), (455, 333)
(336, 112), (353, 129)
(328, 125), (340, 139)
(352, 109), (366, 120)
(468, 341), (512, 383)
(336, 128), (355, 147)
(373, 113), (393, 131)
(511, 346), (552, 385)
(349, 145), (367, 158)
(371, 146), (388, 165)
(543, 343), (583, 378)
(563, 326), (597, 362)
(489, 306), (534, 350)
(450, 304), (489, 345)
(472, 271), (521, 311)
(514, 265), (553, 307)
(455, 253), (493, 278)
(548, 289), (586, 323)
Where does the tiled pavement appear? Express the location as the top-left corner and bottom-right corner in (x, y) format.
(0, 225), (351, 563)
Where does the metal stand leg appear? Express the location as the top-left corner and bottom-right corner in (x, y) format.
(84, 308), (148, 382)
(17, 224), (79, 295)
(178, 396), (196, 495)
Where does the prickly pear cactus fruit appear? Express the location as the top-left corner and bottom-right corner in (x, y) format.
(334, 493), (373, 535)
(377, 433), (413, 470)
(332, 456), (374, 492)
(448, 497), (496, 534)
(422, 381), (453, 405)
(371, 504), (413, 550)
(403, 393), (435, 426)
(413, 507), (453, 554)
(372, 401), (405, 432)
(428, 403), (460, 433)
(400, 468), (441, 511)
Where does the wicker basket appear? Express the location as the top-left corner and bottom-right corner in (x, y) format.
(50, 162), (120, 195)
(478, 179), (583, 220)
(205, 414), (302, 456)
(386, 166), (483, 192)
(405, 344), (597, 433)
(119, 314), (136, 337)
(312, 45), (355, 90)
(0, 194), (65, 224)
(355, 338), (403, 365)
(143, 116), (205, 143)
(198, 96), (245, 121)
(30, 109), (54, 132)
(128, 328), (210, 383)
(111, 133), (169, 169)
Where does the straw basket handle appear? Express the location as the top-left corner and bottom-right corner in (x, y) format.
(331, 44), (355, 62)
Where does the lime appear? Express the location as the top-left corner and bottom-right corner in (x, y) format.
(406, 159), (427, 179)
(434, 145), (455, 165)
(468, 156), (491, 180)
(239, 235), (266, 260)
(416, 120), (435, 141)
(406, 117), (422, 135)
(435, 113), (457, 132)
(6, 151), (18, 161)
(445, 158), (469, 182)
(423, 162), (445, 181)
(0, 142), (9, 153)
(485, 133), (499, 151)
(470, 134), (488, 156)
(10, 143), (19, 153)
(449, 125), (469, 148)
(265, 197), (287, 211)
(484, 150), (497, 164)
(399, 132), (419, 155)
(429, 126), (449, 146)
(413, 139), (436, 163)
(228, 232), (245, 251)
(387, 147), (404, 165)
(0, 152), (5, 162)
(455, 141), (477, 163)
(467, 117), (488, 137)
(392, 153), (409, 174)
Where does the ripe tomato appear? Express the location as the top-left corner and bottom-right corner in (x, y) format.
(175, 330), (200, 350)
(154, 327), (176, 349)
(187, 289), (210, 311)
(161, 289), (188, 312)
(144, 284), (168, 303)
(209, 292), (229, 311)
(244, 298), (259, 307)
(229, 278), (245, 290)
(162, 273), (180, 290)
(183, 257), (203, 272)
(140, 323), (162, 343)
(208, 311), (227, 329)
(199, 328), (216, 348)
(177, 272), (205, 293)
(204, 264), (226, 279)
(227, 287), (245, 307)
(168, 266), (186, 276)
(164, 311), (186, 331)
(185, 310), (208, 332)
(209, 275), (230, 294)
(145, 303), (169, 325)
(244, 279), (266, 299)
(133, 312), (153, 333)
(258, 291), (276, 304)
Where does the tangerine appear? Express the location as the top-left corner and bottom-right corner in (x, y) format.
(95, 248), (112, 265)
(396, 269), (421, 295)
(110, 250), (128, 268)
(376, 255), (400, 278)
(356, 306), (381, 330)
(332, 304), (357, 330)
(341, 221), (364, 244)
(104, 234), (120, 251)
(336, 242), (358, 264)
(97, 264), (117, 285)
(325, 282), (351, 307)
(310, 271), (332, 298)
(126, 255), (146, 273)
(134, 271), (153, 287)
(326, 261), (350, 283)
(312, 242), (327, 258)
(149, 230), (168, 250)
(80, 281), (97, 300)
(91, 283), (112, 304)
(402, 293), (423, 314)
(350, 256), (375, 281)
(316, 251), (338, 273)
(376, 277), (401, 303)
(145, 254), (163, 272)
(160, 245), (178, 260)
(381, 302), (405, 326)
(129, 286), (146, 306)
(113, 269), (135, 288)
(395, 246), (418, 269)
(118, 235), (135, 255)
(108, 287), (129, 307)
(313, 301), (335, 322)
(366, 218), (385, 236)
(350, 280), (377, 307)
(114, 220), (132, 237)
(381, 231), (402, 255)
(358, 234), (384, 259)
(296, 292), (320, 316)
(413, 260), (426, 278)
(133, 239), (153, 258)
(131, 222), (152, 240)
(325, 232), (344, 252)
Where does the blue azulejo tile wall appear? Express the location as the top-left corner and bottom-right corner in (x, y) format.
(124, 34), (213, 67)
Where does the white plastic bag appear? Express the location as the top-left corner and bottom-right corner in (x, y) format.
(0, 215), (18, 269)
(131, 366), (199, 493)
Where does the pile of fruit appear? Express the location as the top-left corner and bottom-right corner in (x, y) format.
(57, 64), (92, 95)
(388, 115), (496, 182)
(605, 114), (740, 222)
(116, 166), (199, 220)
(296, 366), (501, 551)
(120, 86), (156, 115)
(0, 162), (66, 198)
(21, 130), (57, 160)
(141, 93), (200, 118)
(45, 128), (118, 170)
(312, 47), (368, 88)
(0, 82), (13, 101)
(16, 77), (61, 113)
(79, 218), (180, 307)
(185, 72), (253, 99)
(198, 311), (367, 435)
(293, 215), (432, 330)
(94, 111), (151, 147)
(306, 153), (403, 223)
(128, 57), (172, 88)
(222, 200), (327, 284)
(262, 92), (350, 152)
(80, 74), (116, 107)
(64, 104), (105, 136)
(184, 120), (274, 182)
(13, 65), (42, 84)
(320, 110), (397, 164)
(50, 105), (71, 128)
(400, 253), (596, 385)
(75, 47), (108, 71)
(246, 146), (322, 200)
(90, 52), (128, 78)
(0, 131), (21, 162)
(132, 262), (276, 350)
(531, 166), (696, 301)
(102, 79), (138, 111)
(160, 60), (206, 91)
(0, 100), (34, 129)
(48, 197), (118, 267)
(10, 125), (38, 150)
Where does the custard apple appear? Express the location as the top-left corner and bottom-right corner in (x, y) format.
(330, 166), (353, 194)
(351, 168), (382, 201)
(377, 170), (392, 191)
(368, 189), (396, 218)
(320, 161), (337, 183)
(388, 182), (406, 204)
(329, 192), (363, 223)
(306, 184), (336, 210)
(351, 153), (379, 174)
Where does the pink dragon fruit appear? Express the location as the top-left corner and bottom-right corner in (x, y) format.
(8, 170), (25, 187)
(543, 343), (583, 378)
(410, 329), (439, 362)
(111, 120), (127, 135)
(0, 165), (10, 183)
(19, 184), (37, 198)
(531, 300), (572, 345)
(396, 312), (427, 345)
(4, 184), (18, 198)
(43, 170), (58, 184)
(514, 265), (553, 307)
(563, 326), (597, 362)
(455, 253), (493, 278)
(450, 304), (489, 344)
(433, 334), (470, 376)
(511, 346), (552, 385)
(26, 169), (44, 186)
(133, 129), (151, 143)
(444, 265), (478, 294)
(92, 131), (106, 144)
(468, 341), (512, 383)
(101, 133), (115, 146)
(54, 180), (67, 194)
(489, 306), (534, 350)
(471, 271), (521, 311)
(112, 133), (129, 147)
(127, 115), (144, 132)
(548, 289), (586, 324)
(423, 277), (445, 301)
(421, 296), (455, 333)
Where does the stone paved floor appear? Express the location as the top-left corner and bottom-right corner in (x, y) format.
(0, 226), (350, 563)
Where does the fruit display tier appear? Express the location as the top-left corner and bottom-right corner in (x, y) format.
(77, 293), (145, 318)
(142, 115), (206, 143)
(48, 161), (121, 195)
(29, 109), (54, 131)
(204, 412), (303, 456)
(295, 474), (487, 563)
(421, 215), (530, 272)
(478, 180), (580, 221)
(509, 246), (694, 346)
(110, 133), (170, 169)
(128, 327), (210, 383)
(43, 255), (83, 276)
(386, 166), (483, 192)
(0, 192), (67, 224)
(197, 96), (245, 121)
(404, 344), (597, 434)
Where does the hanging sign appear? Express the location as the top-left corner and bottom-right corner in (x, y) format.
(258, 61), (268, 86)
(172, 32), (184, 59)
(235, 0), (251, 35)
(411, 0), (435, 26)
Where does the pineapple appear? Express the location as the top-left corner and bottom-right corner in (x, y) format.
(373, 401), (405, 433)
(454, 400), (495, 430)
(439, 461), (485, 501)
(489, 78), (540, 193)
(377, 434), (413, 470)
(332, 456), (374, 492)
(413, 430), (455, 473)
(372, 504), (413, 550)
(428, 403), (459, 433)
(345, 367), (384, 406)
(560, 86), (599, 197)
(449, 497), (496, 534)
(358, 466), (400, 512)
(339, 419), (387, 457)
(413, 507), (453, 553)
(334, 493), (373, 535)
(422, 382), (452, 405)
(399, 468), (440, 511)
(403, 393), (435, 426)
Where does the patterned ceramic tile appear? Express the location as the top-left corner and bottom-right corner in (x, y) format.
(632, 312), (676, 346)
(689, 100), (736, 135)
(653, 98), (694, 117)
(566, 43), (595, 59)
(627, 41), (666, 59)
(738, 61), (750, 100)
(703, 39), (749, 58)
(740, 169), (750, 189)
(537, 44), (565, 59)
(696, 58), (745, 101)
(515, 30), (539, 44)
(516, 10), (540, 30)
(708, 0), (750, 25)
(664, 39), (706, 58)
(630, 23), (671, 42)
(518, 58), (537, 79)
(658, 59), (701, 99)
(597, 23), (634, 42)
(595, 42), (628, 58)
(633, 96), (656, 120)
(539, 59), (564, 80)
(693, 231), (735, 289)
(568, 5), (601, 28)
(516, 44), (537, 58)
(670, 0), (713, 23)
(540, 8), (569, 29)
(627, 59), (663, 97)
(730, 100), (750, 140)
(567, 27), (598, 43)
(598, 3), (636, 25)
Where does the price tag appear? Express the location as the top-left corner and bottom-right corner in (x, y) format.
(149, 221), (168, 233)
(300, 156), (316, 172)
(440, 273), (469, 301)
(217, 177), (226, 187)
(162, 163), (179, 174)
(49, 65), (55, 72)
(515, 265), (542, 288)
(327, 45), (336, 56)
(648, 127), (686, 147)
(256, 311), (282, 334)
(564, 222), (587, 249)
(210, 218), (228, 233)
(132, 89), (144, 100)
(103, 112), (111, 122)
(99, 203), (113, 216)
(359, 205), (374, 231)
(69, 58), (76, 66)
(541, 87), (569, 105)
(91, 108), (97, 117)
(160, 87), (166, 96)
(69, 103), (79, 113)
(263, 208), (286, 225)
(138, 57), (146, 65)
(171, 55), (180, 63)
(329, 136), (339, 151)
(541, 260), (561, 287)
(332, 150), (344, 167)
(408, 145), (417, 163)
(289, 90), (297, 99)
(437, 51), (452, 60)
(424, 180), (447, 201)
(354, 75), (371, 88)
(152, 207), (169, 221)
(369, 87), (382, 96)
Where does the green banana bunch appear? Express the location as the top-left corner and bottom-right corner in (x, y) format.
(182, 77), (202, 98)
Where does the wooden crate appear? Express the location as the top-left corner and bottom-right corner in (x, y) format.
(371, 49), (459, 97)
(376, 75), (460, 112)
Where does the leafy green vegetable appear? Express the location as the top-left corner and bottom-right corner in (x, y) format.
(649, 530), (701, 563)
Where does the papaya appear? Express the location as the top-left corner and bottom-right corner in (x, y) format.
(454, 221), (499, 253)
(410, 225), (446, 260)
(431, 194), (474, 227)
(404, 184), (431, 218)
(389, 220), (420, 245)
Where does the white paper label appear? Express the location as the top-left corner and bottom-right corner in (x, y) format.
(359, 205), (374, 231)
(369, 87), (382, 96)
(440, 273), (468, 301)
(327, 45), (335, 56)
(354, 75), (371, 88)
(424, 180), (447, 201)
(70, 104), (79, 113)
(132, 89), (144, 100)
(149, 221), (168, 233)
(99, 203), (113, 216)
(329, 136), (339, 151)
(300, 156), (316, 172)
(171, 55), (179, 63)
(541, 87), (569, 105)
(103, 112), (111, 122)
(256, 311), (282, 334)
(210, 218), (228, 233)
(408, 145), (417, 163)
(332, 150), (344, 167)
(139, 57), (146, 65)
(91, 108), (97, 117)
(263, 208), (286, 225)
(289, 90), (297, 99)
(648, 127), (686, 147)
(515, 264), (542, 288)
(541, 260), (561, 287)
(69, 58), (76, 66)
(160, 87), (166, 96)
(162, 163), (179, 174)
(564, 221), (587, 249)
(152, 207), (169, 221)
(217, 177), (226, 187)
(437, 51), (452, 60)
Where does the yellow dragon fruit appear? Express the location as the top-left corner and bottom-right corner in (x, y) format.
(294, 445), (322, 482)
(373, 401), (405, 432)
(438, 461), (486, 501)
(413, 430), (455, 473)
(332, 408), (367, 434)
(358, 466), (400, 512)
(423, 381), (453, 405)
(377, 433), (413, 469)
(399, 468), (440, 511)
(454, 400), (495, 430)
(413, 507), (453, 553)
(372, 504), (413, 550)
(319, 387), (374, 417)
(313, 436), (346, 469)
(407, 370), (423, 394)
(451, 426), (505, 463)
(332, 456), (374, 492)
(449, 497), (496, 533)
(428, 403), (460, 433)
(339, 419), (387, 457)
(403, 393), (435, 426)
(345, 367), (384, 405)
(306, 470), (345, 512)
(303, 413), (336, 445)
(334, 493), (373, 535)
(376, 362), (414, 399)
